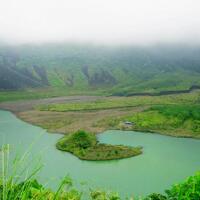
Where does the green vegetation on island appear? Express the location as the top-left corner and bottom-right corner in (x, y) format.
(56, 130), (142, 160)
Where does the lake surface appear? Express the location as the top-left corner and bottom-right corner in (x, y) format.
(0, 110), (200, 198)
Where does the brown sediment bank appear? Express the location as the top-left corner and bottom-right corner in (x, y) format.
(0, 92), (199, 139)
(0, 95), (146, 134)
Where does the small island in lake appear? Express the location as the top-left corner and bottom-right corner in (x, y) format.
(56, 130), (142, 161)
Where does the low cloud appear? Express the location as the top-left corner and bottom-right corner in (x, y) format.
(0, 0), (200, 45)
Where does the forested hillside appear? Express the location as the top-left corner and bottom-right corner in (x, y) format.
(0, 44), (200, 95)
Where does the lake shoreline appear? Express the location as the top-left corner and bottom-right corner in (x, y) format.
(0, 91), (200, 139)
(0, 104), (199, 140)
(1, 109), (200, 197)
(0, 108), (199, 141)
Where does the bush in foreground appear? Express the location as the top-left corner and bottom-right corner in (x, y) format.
(1, 172), (200, 199)
(1, 144), (199, 200)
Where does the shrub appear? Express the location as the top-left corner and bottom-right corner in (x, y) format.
(144, 193), (167, 200)
(165, 172), (200, 200)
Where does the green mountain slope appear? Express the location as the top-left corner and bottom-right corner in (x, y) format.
(0, 43), (200, 95)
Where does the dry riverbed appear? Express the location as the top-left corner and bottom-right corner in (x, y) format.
(1, 92), (200, 138)
(0, 96), (146, 134)
(17, 107), (145, 134)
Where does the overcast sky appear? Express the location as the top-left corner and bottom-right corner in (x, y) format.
(0, 0), (200, 45)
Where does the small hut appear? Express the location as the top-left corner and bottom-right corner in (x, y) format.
(124, 121), (134, 126)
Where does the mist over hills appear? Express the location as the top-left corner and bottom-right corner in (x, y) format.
(0, 44), (200, 95)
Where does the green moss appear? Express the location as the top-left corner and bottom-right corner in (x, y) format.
(56, 130), (142, 160)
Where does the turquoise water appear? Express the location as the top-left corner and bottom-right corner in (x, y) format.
(0, 110), (200, 198)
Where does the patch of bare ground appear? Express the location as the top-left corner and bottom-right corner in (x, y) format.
(0, 95), (148, 134)
(17, 107), (146, 134)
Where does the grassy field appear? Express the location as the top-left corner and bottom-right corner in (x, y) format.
(0, 87), (107, 102)
(33, 91), (200, 138)
(56, 130), (142, 160)
(37, 91), (200, 112)
(98, 104), (200, 138)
